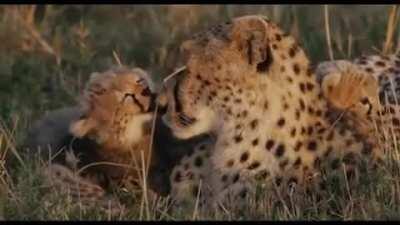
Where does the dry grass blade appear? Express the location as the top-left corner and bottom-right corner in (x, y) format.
(383, 5), (399, 55)
(113, 50), (123, 66)
(13, 7), (59, 63)
(347, 33), (353, 58)
(191, 179), (202, 220)
(0, 119), (24, 169)
(324, 5), (334, 60)
(140, 149), (150, 220)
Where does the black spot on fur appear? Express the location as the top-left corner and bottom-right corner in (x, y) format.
(307, 141), (317, 151)
(252, 138), (259, 146)
(265, 140), (275, 151)
(250, 119), (259, 129)
(277, 118), (285, 127)
(294, 141), (302, 152)
(299, 83), (306, 93)
(306, 82), (314, 91)
(248, 161), (260, 170)
(293, 63), (300, 75)
(275, 144), (285, 157)
(234, 135), (243, 143)
(226, 159), (234, 168)
(240, 152), (249, 163)
(290, 128), (297, 137)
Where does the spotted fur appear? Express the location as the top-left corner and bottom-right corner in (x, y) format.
(162, 15), (381, 207)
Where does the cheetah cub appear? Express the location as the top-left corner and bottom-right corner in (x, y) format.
(317, 53), (400, 149)
(25, 67), (157, 214)
(25, 66), (213, 213)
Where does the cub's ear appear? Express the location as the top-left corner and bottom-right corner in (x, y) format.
(69, 117), (96, 138)
(231, 16), (273, 72)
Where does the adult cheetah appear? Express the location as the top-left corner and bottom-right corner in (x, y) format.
(161, 15), (382, 207)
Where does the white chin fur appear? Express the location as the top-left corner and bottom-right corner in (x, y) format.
(124, 113), (153, 145)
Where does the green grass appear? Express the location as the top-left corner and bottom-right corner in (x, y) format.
(1, 5), (400, 220)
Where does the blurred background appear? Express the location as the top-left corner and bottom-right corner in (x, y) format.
(0, 5), (398, 133)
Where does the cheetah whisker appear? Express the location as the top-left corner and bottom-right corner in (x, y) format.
(162, 66), (187, 84)
(77, 161), (133, 175)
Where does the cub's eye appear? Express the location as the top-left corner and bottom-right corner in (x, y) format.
(360, 97), (370, 105)
(136, 77), (147, 86)
(123, 93), (146, 112)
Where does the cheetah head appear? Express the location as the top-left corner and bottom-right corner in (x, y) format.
(70, 67), (157, 151)
(163, 15), (322, 140)
(316, 60), (380, 116)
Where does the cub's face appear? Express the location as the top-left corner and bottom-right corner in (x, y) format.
(70, 67), (156, 149)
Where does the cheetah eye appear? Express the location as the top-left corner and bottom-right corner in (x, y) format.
(177, 113), (196, 127)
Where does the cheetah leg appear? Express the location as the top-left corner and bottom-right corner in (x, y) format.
(43, 164), (125, 215)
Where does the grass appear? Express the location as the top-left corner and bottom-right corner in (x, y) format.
(1, 5), (400, 220)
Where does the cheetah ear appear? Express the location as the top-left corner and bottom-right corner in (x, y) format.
(70, 116), (96, 138)
(231, 16), (273, 73)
